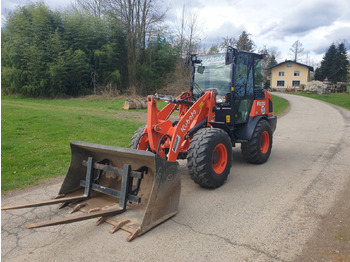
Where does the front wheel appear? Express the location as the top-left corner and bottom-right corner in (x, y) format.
(130, 125), (149, 150)
(241, 119), (272, 164)
(187, 128), (232, 188)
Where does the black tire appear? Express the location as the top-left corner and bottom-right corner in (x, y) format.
(241, 119), (272, 164)
(130, 125), (146, 149)
(187, 128), (232, 189)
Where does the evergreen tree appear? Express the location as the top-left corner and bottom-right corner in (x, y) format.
(219, 31), (255, 52)
(236, 31), (255, 52)
(207, 45), (219, 55)
(137, 36), (178, 94)
(1, 3), (64, 96)
(315, 43), (337, 82)
(335, 42), (349, 82)
(1, 3), (128, 97)
(315, 42), (349, 83)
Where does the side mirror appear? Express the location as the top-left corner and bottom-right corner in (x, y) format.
(185, 53), (191, 68)
(225, 46), (235, 65)
(185, 53), (202, 68)
(197, 66), (205, 74)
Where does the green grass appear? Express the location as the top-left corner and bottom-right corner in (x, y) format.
(295, 92), (350, 110)
(1, 96), (145, 192)
(1, 94), (289, 193)
(271, 94), (289, 116)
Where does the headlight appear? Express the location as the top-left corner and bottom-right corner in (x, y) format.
(215, 95), (226, 104)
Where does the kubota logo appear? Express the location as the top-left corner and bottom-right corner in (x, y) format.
(180, 109), (197, 132)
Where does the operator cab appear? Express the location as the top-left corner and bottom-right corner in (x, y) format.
(188, 47), (264, 126)
(192, 53), (231, 106)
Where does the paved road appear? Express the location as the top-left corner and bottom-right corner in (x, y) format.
(2, 93), (350, 262)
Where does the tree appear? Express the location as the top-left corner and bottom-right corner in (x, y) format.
(207, 45), (219, 55)
(175, 4), (186, 58)
(1, 3), (64, 96)
(106, 0), (167, 90)
(63, 49), (91, 96)
(259, 46), (280, 89)
(75, 0), (105, 18)
(137, 36), (178, 94)
(186, 11), (202, 54)
(290, 40), (304, 62)
(335, 42), (349, 82)
(172, 6), (202, 56)
(315, 43), (337, 81)
(219, 36), (236, 51)
(236, 31), (255, 52)
(1, 3), (128, 97)
(219, 31), (255, 52)
(315, 42), (349, 83)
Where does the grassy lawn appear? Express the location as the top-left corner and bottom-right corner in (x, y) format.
(295, 92), (350, 110)
(1, 94), (288, 193)
(1, 96), (145, 192)
(271, 94), (289, 116)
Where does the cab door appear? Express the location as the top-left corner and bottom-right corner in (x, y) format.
(232, 52), (254, 124)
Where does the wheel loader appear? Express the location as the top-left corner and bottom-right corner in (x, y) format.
(2, 47), (277, 241)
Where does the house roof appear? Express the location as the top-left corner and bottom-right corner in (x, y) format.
(269, 60), (314, 71)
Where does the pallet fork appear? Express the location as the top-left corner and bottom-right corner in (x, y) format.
(2, 141), (180, 241)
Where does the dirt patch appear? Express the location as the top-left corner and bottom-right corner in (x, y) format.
(114, 111), (148, 123)
(294, 179), (350, 262)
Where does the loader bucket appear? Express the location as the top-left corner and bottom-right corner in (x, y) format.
(2, 141), (181, 241)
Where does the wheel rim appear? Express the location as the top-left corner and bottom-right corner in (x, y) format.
(137, 134), (149, 151)
(260, 131), (270, 154)
(212, 144), (228, 174)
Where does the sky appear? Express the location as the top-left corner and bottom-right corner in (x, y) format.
(2, 0), (350, 66)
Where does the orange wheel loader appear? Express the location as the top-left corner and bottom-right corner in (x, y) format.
(2, 47), (276, 241)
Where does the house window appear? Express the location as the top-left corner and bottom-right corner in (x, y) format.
(277, 81), (285, 87)
(278, 71), (284, 76)
(292, 81), (300, 86)
(294, 71), (300, 76)
(286, 63), (292, 68)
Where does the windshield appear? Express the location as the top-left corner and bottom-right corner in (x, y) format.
(193, 54), (231, 98)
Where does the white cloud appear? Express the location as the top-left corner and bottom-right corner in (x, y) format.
(165, 0), (350, 64)
(2, 0), (350, 64)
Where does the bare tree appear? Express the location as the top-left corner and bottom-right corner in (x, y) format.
(219, 31), (255, 52)
(105, 0), (167, 88)
(259, 45), (281, 88)
(186, 11), (202, 54)
(219, 36), (236, 51)
(290, 40), (304, 62)
(75, 0), (106, 18)
(172, 6), (202, 56)
(174, 4), (187, 57)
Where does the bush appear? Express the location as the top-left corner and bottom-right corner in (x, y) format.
(305, 81), (327, 94)
(1, 3), (127, 97)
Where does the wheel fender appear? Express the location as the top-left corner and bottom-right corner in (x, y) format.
(209, 121), (235, 145)
(235, 116), (264, 141)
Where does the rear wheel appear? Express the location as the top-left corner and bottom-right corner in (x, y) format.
(187, 128), (232, 188)
(241, 119), (272, 164)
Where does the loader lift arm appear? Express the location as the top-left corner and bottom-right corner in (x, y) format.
(138, 90), (217, 161)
